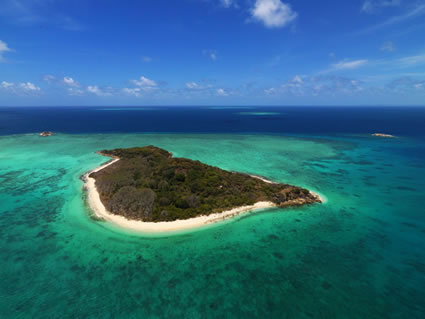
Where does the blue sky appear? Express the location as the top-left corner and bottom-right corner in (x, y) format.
(1, 0), (425, 106)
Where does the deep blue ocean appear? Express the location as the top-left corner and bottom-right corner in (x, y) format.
(1, 106), (425, 136)
(0, 106), (424, 318)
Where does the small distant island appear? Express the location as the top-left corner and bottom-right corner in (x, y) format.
(372, 133), (395, 138)
(84, 146), (321, 232)
(39, 131), (53, 137)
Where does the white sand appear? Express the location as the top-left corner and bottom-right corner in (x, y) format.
(249, 174), (277, 184)
(84, 159), (276, 233)
(372, 133), (395, 138)
(309, 191), (327, 203)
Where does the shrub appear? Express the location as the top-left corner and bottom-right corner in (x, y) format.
(175, 198), (189, 209)
(185, 195), (200, 208)
(175, 173), (186, 182)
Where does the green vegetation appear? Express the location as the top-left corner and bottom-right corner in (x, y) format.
(89, 146), (319, 222)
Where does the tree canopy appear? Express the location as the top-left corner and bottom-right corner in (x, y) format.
(89, 146), (319, 222)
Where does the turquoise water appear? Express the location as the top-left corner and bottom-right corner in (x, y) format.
(0, 133), (424, 318)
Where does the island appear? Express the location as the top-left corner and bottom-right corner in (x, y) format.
(372, 133), (395, 138)
(84, 146), (322, 232)
(39, 131), (53, 137)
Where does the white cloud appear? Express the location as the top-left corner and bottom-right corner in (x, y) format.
(43, 75), (56, 83)
(0, 0), (83, 30)
(87, 85), (111, 96)
(355, 4), (425, 34)
(203, 49), (218, 61)
(186, 82), (202, 89)
(221, 0), (236, 8)
(362, 0), (401, 13)
(123, 76), (159, 96)
(332, 59), (368, 70)
(63, 76), (79, 87)
(184, 81), (213, 92)
(1, 80), (41, 94)
(280, 75), (305, 95)
(250, 0), (297, 28)
(387, 77), (425, 92)
(0, 40), (13, 62)
(291, 75), (303, 84)
(325, 53), (425, 73)
(0, 40), (11, 53)
(1, 81), (14, 88)
(122, 87), (142, 97)
(19, 82), (40, 91)
(264, 87), (277, 95)
(142, 56), (152, 63)
(397, 54), (425, 66)
(264, 75), (366, 97)
(87, 85), (100, 95)
(131, 76), (157, 88)
(381, 41), (396, 52)
(186, 82), (198, 89)
(216, 88), (229, 96)
(67, 87), (84, 96)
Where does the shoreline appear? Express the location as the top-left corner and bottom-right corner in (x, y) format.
(83, 158), (323, 234)
(249, 174), (326, 203)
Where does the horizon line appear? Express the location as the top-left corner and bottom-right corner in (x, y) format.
(1, 105), (425, 108)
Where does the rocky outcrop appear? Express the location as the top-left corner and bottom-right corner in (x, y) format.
(39, 131), (53, 137)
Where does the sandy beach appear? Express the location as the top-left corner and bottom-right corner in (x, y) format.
(84, 159), (323, 233)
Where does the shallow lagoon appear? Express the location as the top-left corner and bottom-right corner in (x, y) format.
(0, 133), (424, 318)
